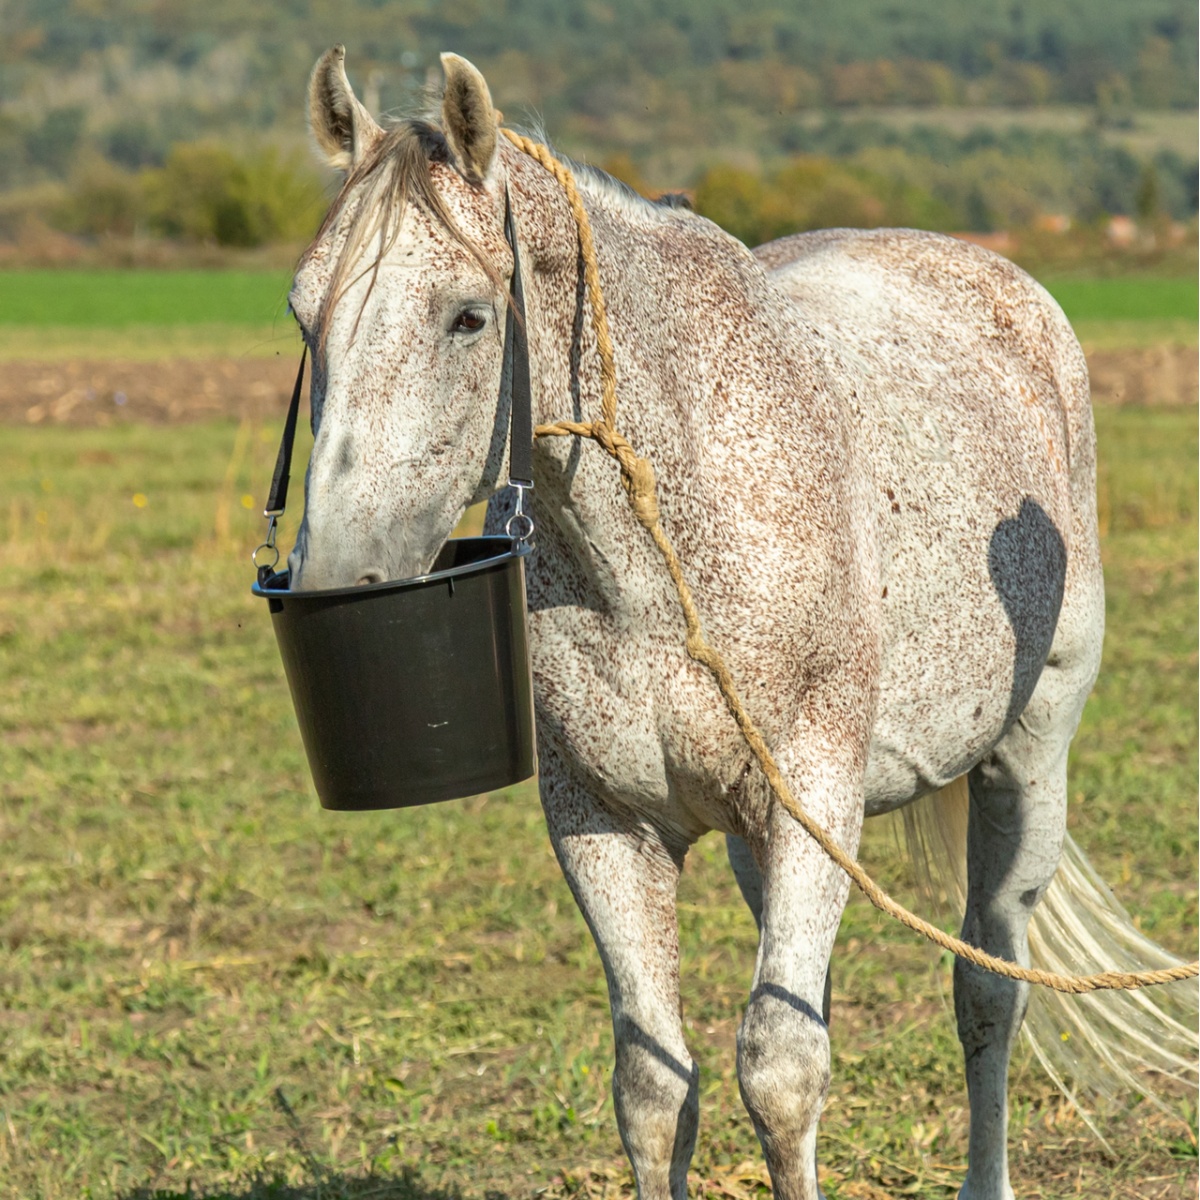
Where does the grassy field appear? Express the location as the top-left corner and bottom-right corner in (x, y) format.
(1044, 278), (1198, 351)
(0, 271), (298, 361)
(0, 272), (293, 327)
(0, 269), (1194, 359)
(1040, 278), (1198, 323)
(0, 271), (1194, 328)
(0, 400), (1195, 1199)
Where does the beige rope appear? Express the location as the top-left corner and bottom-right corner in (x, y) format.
(501, 131), (619, 432)
(501, 127), (1200, 995)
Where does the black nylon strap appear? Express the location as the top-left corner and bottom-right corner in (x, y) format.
(264, 345), (307, 517)
(503, 186), (534, 488)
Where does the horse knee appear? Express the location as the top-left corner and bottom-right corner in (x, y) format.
(611, 1020), (698, 1196)
(737, 995), (829, 1153)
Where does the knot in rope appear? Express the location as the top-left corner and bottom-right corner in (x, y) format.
(535, 418), (660, 529)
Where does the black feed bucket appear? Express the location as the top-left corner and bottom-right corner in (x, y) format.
(252, 537), (537, 811)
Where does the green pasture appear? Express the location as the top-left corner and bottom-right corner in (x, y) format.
(0, 406), (1195, 1200)
(0, 269), (1193, 360)
(0, 271), (293, 327)
(0, 270), (297, 361)
(1042, 278), (1198, 349)
(1041, 278), (1199, 323)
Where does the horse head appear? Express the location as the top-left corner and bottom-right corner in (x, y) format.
(288, 48), (517, 590)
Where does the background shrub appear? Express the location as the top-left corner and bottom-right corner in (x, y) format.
(141, 142), (327, 247)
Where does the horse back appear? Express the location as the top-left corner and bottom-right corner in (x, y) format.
(756, 228), (1094, 515)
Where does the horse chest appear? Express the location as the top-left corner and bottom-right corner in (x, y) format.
(526, 594), (780, 839)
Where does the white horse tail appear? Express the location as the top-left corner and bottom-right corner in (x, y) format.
(898, 776), (1199, 1131)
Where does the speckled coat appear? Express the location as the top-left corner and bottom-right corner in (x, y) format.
(289, 49), (1105, 1200)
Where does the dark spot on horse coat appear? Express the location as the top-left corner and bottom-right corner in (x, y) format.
(988, 498), (1068, 727)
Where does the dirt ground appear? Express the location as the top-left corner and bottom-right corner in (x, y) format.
(0, 346), (1195, 426)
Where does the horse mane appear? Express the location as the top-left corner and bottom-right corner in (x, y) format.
(299, 117), (694, 347)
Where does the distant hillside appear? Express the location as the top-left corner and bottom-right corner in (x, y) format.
(5, 1), (1196, 102)
(0, 0), (1194, 250)
(1, 0), (1194, 164)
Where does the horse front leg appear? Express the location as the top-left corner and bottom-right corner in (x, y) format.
(735, 760), (863, 1200)
(726, 834), (832, 1024)
(540, 750), (698, 1200)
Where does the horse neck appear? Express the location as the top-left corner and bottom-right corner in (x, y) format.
(510, 150), (759, 556)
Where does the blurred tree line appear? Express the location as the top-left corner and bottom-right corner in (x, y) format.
(687, 121), (1197, 244)
(3, 0), (1194, 116)
(0, 0), (1193, 248)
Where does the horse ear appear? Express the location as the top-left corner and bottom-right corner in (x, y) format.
(308, 45), (384, 171)
(440, 53), (499, 185)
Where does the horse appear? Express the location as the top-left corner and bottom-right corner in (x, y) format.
(284, 46), (1197, 1200)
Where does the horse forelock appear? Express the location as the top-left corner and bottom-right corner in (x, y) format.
(299, 119), (508, 349)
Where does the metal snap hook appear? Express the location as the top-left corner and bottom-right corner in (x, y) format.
(505, 480), (535, 543)
(253, 514), (281, 571)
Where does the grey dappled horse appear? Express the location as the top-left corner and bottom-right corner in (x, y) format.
(285, 47), (1196, 1200)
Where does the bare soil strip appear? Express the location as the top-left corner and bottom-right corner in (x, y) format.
(1085, 345), (1198, 409)
(0, 347), (1194, 426)
(4, 356), (295, 425)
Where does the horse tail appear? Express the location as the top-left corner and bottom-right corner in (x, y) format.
(898, 776), (1199, 1130)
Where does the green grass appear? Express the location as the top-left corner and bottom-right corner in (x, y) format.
(0, 271), (1191, 363)
(0, 273), (1193, 331)
(0, 271), (293, 327)
(1041, 278), (1199, 323)
(1070, 318), (1197, 349)
(0, 270), (299, 360)
(0, 409), (1195, 1200)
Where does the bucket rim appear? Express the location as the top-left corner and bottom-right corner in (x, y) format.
(252, 535), (530, 601)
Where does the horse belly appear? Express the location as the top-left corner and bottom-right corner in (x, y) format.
(862, 405), (1071, 815)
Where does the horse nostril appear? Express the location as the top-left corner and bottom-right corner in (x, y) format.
(356, 570), (385, 586)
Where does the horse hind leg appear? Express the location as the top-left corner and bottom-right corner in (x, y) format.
(956, 612), (1099, 1200)
(540, 750), (698, 1200)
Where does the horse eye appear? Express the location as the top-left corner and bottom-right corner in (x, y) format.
(451, 309), (487, 335)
